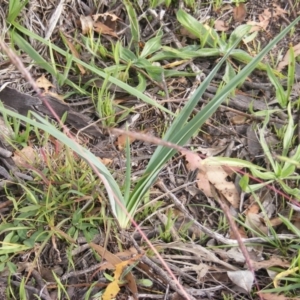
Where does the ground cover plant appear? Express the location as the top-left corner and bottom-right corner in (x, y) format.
(0, 0), (300, 299)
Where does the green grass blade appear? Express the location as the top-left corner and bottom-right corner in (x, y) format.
(176, 9), (220, 48)
(10, 25), (174, 116)
(128, 15), (300, 224)
(123, 0), (140, 54)
(0, 106), (125, 221)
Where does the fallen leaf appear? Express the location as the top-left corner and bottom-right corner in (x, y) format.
(102, 280), (119, 300)
(197, 144), (227, 156)
(229, 226), (247, 240)
(13, 146), (37, 167)
(247, 19), (269, 33)
(93, 12), (119, 22)
(98, 157), (113, 166)
(61, 31), (86, 75)
(89, 243), (139, 299)
(195, 263), (209, 280)
(269, 5), (287, 18)
(93, 21), (118, 38)
(180, 27), (198, 39)
(247, 5), (286, 33)
(36, 74), (54, 92)
(44, 91), (65, 102)
(251, 255), (290, 271)
(230, 115), (248, 125)
(102, 260), (130, 300)
(226, 247), (246, 263)
(183, 152), (239, 208)
(80, 15), (94, 34)
(201, 161), (239, 208)
(258, 292), (300, 300)
(195, 170), (213, 197)
(214, 20), (229, 32)
(247, 203), (260, 214)
(183, 151), (201, 171)
(245, 212), (268, 236)
(227, 270), (254, 292)
(277, 43), (300, 71)
(115, 134), (136, 150)
(233, 3), (247, 22)
(93, 12), (119, 32)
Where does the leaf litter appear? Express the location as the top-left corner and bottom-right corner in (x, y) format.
(0, 0), (300, 299)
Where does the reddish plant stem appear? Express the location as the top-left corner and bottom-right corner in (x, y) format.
(211, 185), (263, 299)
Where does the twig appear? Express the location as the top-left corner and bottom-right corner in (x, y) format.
(31, 269), (52, 300)
(61, 262), (105, 281)
(155, 179), (297, 245)
(130, 236), (197, 300)
(10, 279), (52, 300)
(210, 185), (262, 299)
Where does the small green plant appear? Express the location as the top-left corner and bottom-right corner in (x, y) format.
(175, 9), (275, 73)
(267, 46), (295, 108)
(4, 4), (300, 230)
(239, 105), (300, 199)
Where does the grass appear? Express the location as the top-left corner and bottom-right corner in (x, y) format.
(1, 0), (300, 299)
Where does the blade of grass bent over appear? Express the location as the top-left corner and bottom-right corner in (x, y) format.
(0, 106), (124, 221)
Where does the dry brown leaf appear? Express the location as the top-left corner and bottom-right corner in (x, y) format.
(277, 43), (300, 71)
(80, 15), (94, 34)
(183, 151), (201, 171)
(230, 115), (248, 125)
(245, 212), (268, 235)
(269, 5), (287, 18)
(247, 203), (260, 214)
(89, 243), (139, 299)
(195, 263), (209, 280)
(258, 292), (300, 300)
(197, 144), (227, 156)
(195, 170), (213, 197)
(247, 18), (269, 33)
(247, 5), (286, 33)
(202, 162), (239, 208)
(93, 21), (118, 37)
(214, 20), (229, 32)
(251, 256), (290, 271)
(93, 12), (119, 32)
(44, 91), (65, 102)
(93, 12), (120, 22)
(36, 74), (54, 92)
(116, 134), (136, 150)
(229, 226), (247, 239)
(233, 3), (247, 22)
(13, 146), (37, 167)
(180, 27), (198, 39)
(115, 247), (138, 259)
(61, 32), (86, 75)
(184, 152), (239, 208)
(227, 270), (254, 292)
(98, 157), (113, 166)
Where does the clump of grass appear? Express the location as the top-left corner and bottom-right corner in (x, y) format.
(1, 0), (300, 297)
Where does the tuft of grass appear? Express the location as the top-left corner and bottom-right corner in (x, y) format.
(2, 9), (299, 229)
